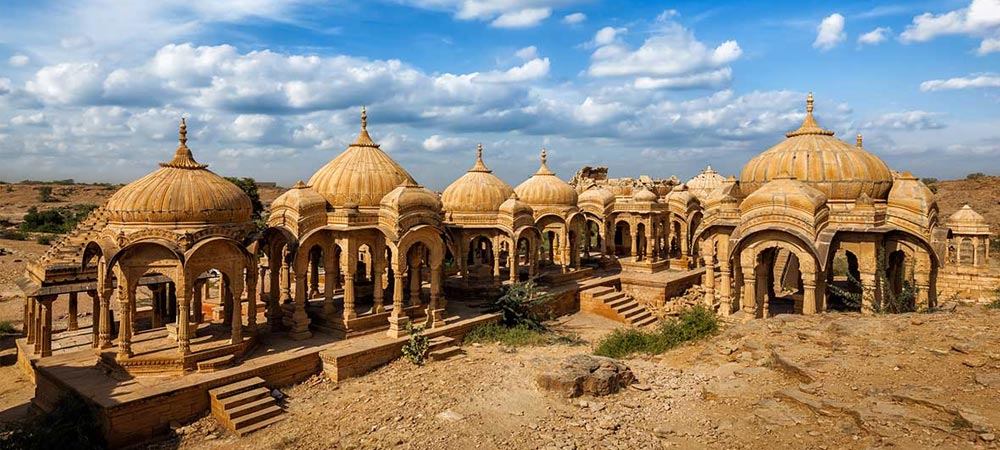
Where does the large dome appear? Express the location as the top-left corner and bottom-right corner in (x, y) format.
(687, 165), (725, 200)
(441, 144), (514, 213)
(308, 108), (417, 208)
(105, 119), (253, 225)
(514, 149), (578, 208)
(739, 93), (893, 201)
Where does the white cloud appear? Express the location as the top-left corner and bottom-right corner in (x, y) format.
(422, 134), (469, 152)
(814, 13), (846, 50)
(920, 73), (1000, 91)
(8, 54), (30, 67)
(477, 58), (550, 83)
(515, 46), (538, 60)
(901, 0), (1000, 53)
(858, 27), (891, 46)
(562, 12), (586, 24)
(861, 111), (945, 130)
(978, 37), (1000, 54)
(587, 19), (741, 90)
(593, 26), (624, 46)
(490, 7), (551, 28)
(26, 62), (104, 104)
(10, 113), (47, 126)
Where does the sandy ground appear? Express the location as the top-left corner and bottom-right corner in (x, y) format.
(124, 306), (1000, 450)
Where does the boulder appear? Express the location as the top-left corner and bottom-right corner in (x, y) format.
(536, 355), (637, 398)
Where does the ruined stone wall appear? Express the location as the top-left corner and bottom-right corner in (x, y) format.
(936, 267), (1000, 303)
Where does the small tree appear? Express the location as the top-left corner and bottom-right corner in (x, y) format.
(401, 322), (430, 365)
(37, 186), (55, 202)
(225, 177), (265, 227)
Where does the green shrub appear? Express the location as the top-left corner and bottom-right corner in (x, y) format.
(0, 321), (16, 334)
(489, 281), (551, 331)
(37, 186), (55, 202)
(988, 288), (1000, 310)
(0, 393), (106, 450)
(36, 235), (53, 245)
(966, 172), (988, 180)
(0, 229), (27, 240)
(828, 249), (917, 314)
(593, 306), (719, 359)
(463, 322), (584, 347)
(401, 322), (429, 365)
(20, 204), (97, 234)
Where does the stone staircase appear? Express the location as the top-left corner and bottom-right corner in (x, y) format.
(583, 285), (657, 327)
(427, 335), (464, 361)
(38, 207), (109, 267)
(209, 377), (284, 436)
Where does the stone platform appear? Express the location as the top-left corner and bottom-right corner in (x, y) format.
(21, 306), (499, 449)
(620, 266), (705, 308)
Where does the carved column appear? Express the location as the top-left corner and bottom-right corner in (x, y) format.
(39, 296), (54, 357)
(309, 253), (321, 298)
(410, 263), (422, 307)
(267, 254), (282, 329)
(67, 292), (79, 331)
(645, 226), (655, 262)
(372, 243), (385, 314)
(719, 261), (732, 315)
(802, 271), (817, 315)
(915, 270), (931, 311)
(492, 242), (501, 287)
(99, 288), (112, 348)
(630, 228), (638, 259)
(859, 271), (876, 315)
(289, 271), (311, 340)
(509, 249), (517, 284)
(323, 253), (336, 316)
(192, 282), (204, 324)
(33, 298), (42, 353)
(342, 271), (357, 320)
(116, 281), (133, 360)
(280, 251), (292, 304)
(230, 274), (244, 345)
(88, 290), (99, 348)
(246, 266), (257, 335)
(151, 285), (163, 328)
(742, 268), (756, 315)
(387, 263), (410, 338)
(178, 282), (191, 355)
(702, 249), (715, 307)
(222, 277), (232, 325)
(430, 263), (444, 328)
(25, 296), (35, 345)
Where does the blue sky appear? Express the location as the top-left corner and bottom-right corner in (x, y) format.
(0, 0), (998, 190)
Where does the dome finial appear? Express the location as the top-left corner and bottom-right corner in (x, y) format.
(786, 91), (834, 138)
(351, 105), (379, 148)
(541, 147), (547, 165)
(161, 117), (207, 169)
(806, 92), (814, 114)
(179, 118), (188, 146)
(477, 143), (483, 160)
(361, 105), (367, 130)
(468, 143), (491, 173)
(857, 133), (863, 148)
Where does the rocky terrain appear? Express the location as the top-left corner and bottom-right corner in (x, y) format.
(146, 306), (1000, 450)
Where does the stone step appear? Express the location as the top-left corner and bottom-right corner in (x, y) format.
(197, 354), (235, 372)
(215, 387), (271, 411)
(427, 335), (456, 352)
(607, 295), (633, 309)
(619, 304), (646, 319)
(428, 346), (464, 361)
(231, 405), (283, 431)
(235, 415), (286, 437)
(631, 314), (658, 327)
(209, 377), (266, 400)
(586, 286), (615, 297)
(227, 397), (277, 420)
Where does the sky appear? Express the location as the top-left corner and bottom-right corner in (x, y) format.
(0, 0), (999, 191)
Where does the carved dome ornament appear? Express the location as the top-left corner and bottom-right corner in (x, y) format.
(104, 119), (254, 226)
(514, 148), (579, 209)
(441, 144), (515, 214)
(739, 93), (893, 201)
(308, 107), (417, 208)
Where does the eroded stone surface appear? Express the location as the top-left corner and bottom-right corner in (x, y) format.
(536, 355), (637, 398)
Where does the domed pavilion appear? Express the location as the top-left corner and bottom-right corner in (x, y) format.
(694, 93), (942, 317)
(514, 149), (584, 272)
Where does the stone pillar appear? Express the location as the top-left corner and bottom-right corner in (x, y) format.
(222, 278), (233, 325)
(387, 264), (410, 338)
(67, 292), (79, 331)
(39, 296), (54, 357)
(509, 250), (517, 284)
(492, 245), (501, 287)
(410, 264), (422, 307)
(859, 271), (877, 315)
(280, 254), (292, 304)
(703, 253), (715, 307)
(309, 254), (321, 298)
(429, 264), (445, 328)
(246, 267), (257, 335)
(33, 298), (42, 353)
(630, 229), (638, 259)
(372, 250), (385, 314)
(267, 257), (282, 329)
(178, 283), (191, 355)
(25, 297), (35, 345)
(646, 229), (655, 262)
(323, 255), (336, 316)
(151, 285), (163, 328)
(915, 271), (931, 311)
(289, 272), (311, 340)
(342, 271), (357, 320)
(230, 276), (243, 345)
(88, 290), (99, 348)
(117, 283), (133, 360)
(802, 272), (817, 315)
(192, 282), (204, 324)
(742, 268), (756, 315)
(99, 289), (112, 349)
(719, 262), (732, 315)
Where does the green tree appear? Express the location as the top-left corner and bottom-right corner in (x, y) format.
(225, 177), (265, 225)
(37, 186), (55, 202)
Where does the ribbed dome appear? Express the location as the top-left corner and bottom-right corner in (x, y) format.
(380, 181), (441, 213)
(271, 181), (327, 214)
(948, 205), (987, 226)
(578, 186), (615, 207)
(514, 149), (578, 208)
(308, 108), (417, 208)
(499, 192), (532, 216)
(687, 165), (725, 200)
(633, 187), (659, 203)
(741, 174), (828, 216)
(105, 119), (253, 225)
(739, 93), (893, 201)
(441, 144), (514, 213)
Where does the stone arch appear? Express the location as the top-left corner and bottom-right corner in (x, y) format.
(735, 230), (820, 317)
